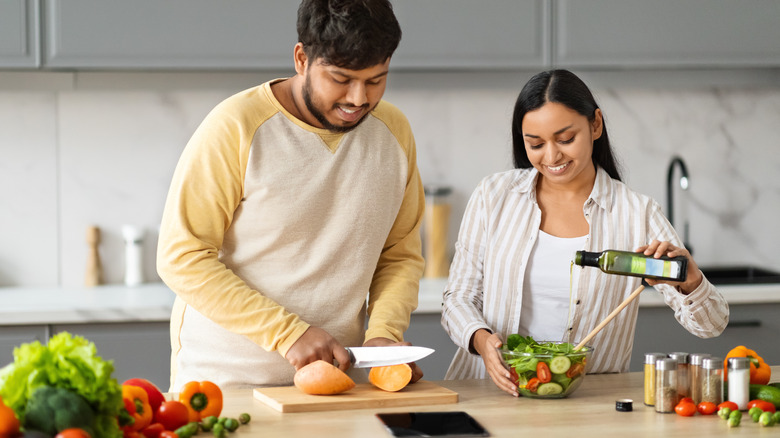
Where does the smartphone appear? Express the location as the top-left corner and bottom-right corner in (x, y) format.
(375, 411), (490, 437)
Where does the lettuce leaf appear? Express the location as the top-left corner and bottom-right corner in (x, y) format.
(0, 332), (123, 438)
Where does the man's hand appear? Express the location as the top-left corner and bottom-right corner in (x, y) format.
(364, 337), (424, 383)
(285, 326), (351, 372)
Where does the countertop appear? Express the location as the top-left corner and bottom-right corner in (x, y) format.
(1, 278), (778, 326)
(208, 366), (780, 437)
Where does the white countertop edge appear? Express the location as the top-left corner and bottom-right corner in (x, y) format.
(416, 278), (780, 314)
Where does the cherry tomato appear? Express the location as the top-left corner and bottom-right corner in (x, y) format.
(675, 400), (697, 417)
(566, 363), (584, 378)
(536, 362), (551, 383)
(509, 368), (519, 387)
(697, 401), (717, 415)
(526, 377), (540, 392)
(717, 401), (739, 411)
(155, 401), (190, 431)
(679, 397), (694, 405)
(55, 428), (91, 438)
(159, 432), (178, 438)
(747, 399), (776, 413)
(141, 423), (165, 438)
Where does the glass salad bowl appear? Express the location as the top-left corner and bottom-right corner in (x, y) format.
(497, 337), (593, 399)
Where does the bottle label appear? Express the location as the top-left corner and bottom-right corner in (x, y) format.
(630, 257), (680, 279)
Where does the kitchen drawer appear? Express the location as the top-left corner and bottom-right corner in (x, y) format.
(629, 303), (779, 371)
(0, 325), (48, 368)
(51, 321), (171, 390)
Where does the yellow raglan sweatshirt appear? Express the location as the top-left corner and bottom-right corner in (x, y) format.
(157, 80), (424, 390)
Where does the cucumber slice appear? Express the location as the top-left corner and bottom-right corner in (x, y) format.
(549, 355), (572, 374)
(537, 382), (564, 395)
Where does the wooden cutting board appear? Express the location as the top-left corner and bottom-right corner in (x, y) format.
(253, 380), (458, 413)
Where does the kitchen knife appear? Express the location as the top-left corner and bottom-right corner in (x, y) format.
(345, 346), (434, 368)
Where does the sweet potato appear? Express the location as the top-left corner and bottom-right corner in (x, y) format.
(293, 360), (356, 395)
(368, 363), (413, 392)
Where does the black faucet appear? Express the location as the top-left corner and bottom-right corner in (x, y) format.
(666, 156), (691, 253)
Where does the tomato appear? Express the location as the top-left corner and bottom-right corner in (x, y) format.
(159, 432), (178, 438)
(747, 399), (776, 413)
(675, 400), (697, 417)
(55, 428), (91, 438)
(141, 423), (165, 438)
(536, 362), (551, 383)
(155, 401), (190, 431)
(526, 378), (540, 392)
(566, 363), (584, 378)
(124, 378), (166, 413)
(717, 401), (739, 411)
(697, 401), (717, 415)
(679, 397), (694, 405)
(509, 368), (519, 387)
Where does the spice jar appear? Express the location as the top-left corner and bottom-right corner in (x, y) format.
(668, 352), (690, 402)
(727, 357), (750, 410)
(655, 358), (678, 413)
(643, 353), (667, 406)
(701, 357), (723, 405)
(423, 185), (453, 278)
(689, 353), (710, 405)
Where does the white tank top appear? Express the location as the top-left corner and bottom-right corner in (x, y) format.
(518, 230), (587, 342)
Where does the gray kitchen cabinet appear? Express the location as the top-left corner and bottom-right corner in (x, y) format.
(52, 322), (171, 391)
(405, 313), (458, 381)
(0, 325), (48, 368)
(554, 0), (780, 68)
(43, 0), (299, 70)
(391, 0), (549, 69)
(629, 303), (780, 372)
(0, 0), (40, 68)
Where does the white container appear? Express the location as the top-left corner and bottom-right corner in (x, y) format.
(122, 225), (144, 286)
(727, 357), (750, 410)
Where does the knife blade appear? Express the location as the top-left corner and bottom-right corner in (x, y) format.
(345, 346), (434, 368)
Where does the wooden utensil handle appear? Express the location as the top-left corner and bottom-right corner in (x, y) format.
(574, 285), (644, 351)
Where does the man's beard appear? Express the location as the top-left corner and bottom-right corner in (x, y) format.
(302, 75), (370, 133)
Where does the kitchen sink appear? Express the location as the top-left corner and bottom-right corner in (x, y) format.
(699, 265), (780, 285)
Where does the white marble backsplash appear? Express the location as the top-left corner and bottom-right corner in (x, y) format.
(1, 70), (779, 287)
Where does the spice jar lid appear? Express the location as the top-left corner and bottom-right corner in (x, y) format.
(668, 352), (689, 364)
(656, 358), (678, 370)
(616, 399), (633, 412)
(644, 352), (667, 365)
(728, 357), (750, 370)
(702, 357), (723, 370)
(689, 353), (710, 366)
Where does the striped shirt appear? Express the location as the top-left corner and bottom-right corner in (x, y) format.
(441, 166), (729, 378)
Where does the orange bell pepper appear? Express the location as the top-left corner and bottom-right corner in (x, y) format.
(119, 384), (153, 434)
(724, 345), (771, 385)
(179, 381), (223, 422)
(0, 395), (21, 438)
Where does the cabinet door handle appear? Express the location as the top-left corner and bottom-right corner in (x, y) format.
(727, 320), (761, 328)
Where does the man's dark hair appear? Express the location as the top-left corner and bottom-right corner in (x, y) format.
(297, 0), (402, 70)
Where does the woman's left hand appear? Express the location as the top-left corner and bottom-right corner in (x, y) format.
(635, 240), (703, 294)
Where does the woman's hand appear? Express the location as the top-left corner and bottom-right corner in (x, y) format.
(636, 240), (703, 294)
(471, 329), (518, 397)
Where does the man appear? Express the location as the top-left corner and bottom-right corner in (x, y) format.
(157, 0), (425, 390)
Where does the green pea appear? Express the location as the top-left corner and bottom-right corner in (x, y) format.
(201, 416), (219, 431)
(727, 416), (741, 428)
(212, 423), (226, 438)
(718, 407), (732, 420)
(238, 413), (251, 424)
(223, 418), (239, 432)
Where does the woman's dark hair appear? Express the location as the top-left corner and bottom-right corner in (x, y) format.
(511, 69), (622, 181)
(297, 0), (402, 70)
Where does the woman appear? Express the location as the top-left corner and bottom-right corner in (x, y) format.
(440, 70), (728, 396)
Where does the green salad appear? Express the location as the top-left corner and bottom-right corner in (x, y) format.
(500, 335), (590, 398)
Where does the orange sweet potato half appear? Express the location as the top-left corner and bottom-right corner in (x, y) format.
(368, 363), (413, 392)
(294, 360), (356, 395)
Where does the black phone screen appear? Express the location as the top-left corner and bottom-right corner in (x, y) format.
(375, 411), (490, 437)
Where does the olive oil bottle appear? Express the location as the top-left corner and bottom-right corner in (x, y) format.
(574, 249), (688, 282)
